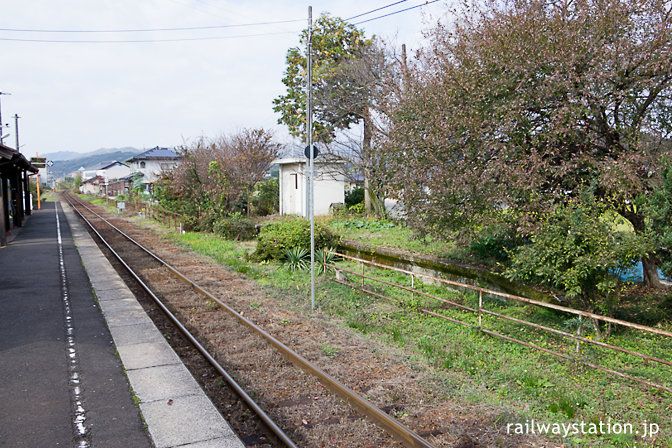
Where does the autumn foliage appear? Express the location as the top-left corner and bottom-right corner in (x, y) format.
(157, 128), (280, 230)
(381, 0), (672, 290)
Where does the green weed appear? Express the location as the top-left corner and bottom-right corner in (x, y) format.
(157, 221), (672, 448)
(320, 344), (339, 358)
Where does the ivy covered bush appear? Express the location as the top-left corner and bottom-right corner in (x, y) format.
(253, 217), (340, 261)
(213, 213), (256, 241)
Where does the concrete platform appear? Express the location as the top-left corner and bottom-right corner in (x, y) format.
(61, 200), (245, 448)
(0, 202), (151, 448)
(0, 201), (244, 448)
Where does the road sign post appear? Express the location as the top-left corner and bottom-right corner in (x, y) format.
(30, 157), (46, 168)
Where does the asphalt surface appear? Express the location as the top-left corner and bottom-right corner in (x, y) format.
(0, 202), (152, 447)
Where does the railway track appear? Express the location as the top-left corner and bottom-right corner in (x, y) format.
(63, 193), (436, 448)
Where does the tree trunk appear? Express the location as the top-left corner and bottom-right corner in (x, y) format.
(642, 255), (662, 288)
(364, 174), (371, 215)
(362, 106), (373, 216)
(620, 208), (663, 288)
(369, 183), (388, 219)
(589, 317), (604, 340)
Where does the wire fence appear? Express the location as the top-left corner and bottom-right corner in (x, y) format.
(325, 250), (672, 393)
(104, 196), (183, 232)
(148, 206), (183, 231)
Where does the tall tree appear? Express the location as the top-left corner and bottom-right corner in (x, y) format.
(384, 0), (672, 286)
(643, 156), (672, 278)
(160, 128), (280, 218)
(273, 14), (370, 142)
(273, 14), (390, 216)
(317, 39), (392, 216)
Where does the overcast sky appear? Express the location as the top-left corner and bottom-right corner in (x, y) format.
(1, 0), (448, 156)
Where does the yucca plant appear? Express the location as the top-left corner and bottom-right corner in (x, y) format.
(283, 247), (309, 271)
(316, 247), (341, 275)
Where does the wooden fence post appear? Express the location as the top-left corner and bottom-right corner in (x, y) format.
(576, 315), (583, 353)
(478, 291), (483, 327)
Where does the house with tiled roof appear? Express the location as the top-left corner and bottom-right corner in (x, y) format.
(79, 175), (105, 196)
(81, 160), (130, 182)
(126, 147), (181, 192)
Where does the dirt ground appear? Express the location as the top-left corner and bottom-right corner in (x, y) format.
(78, 201), (555, 448)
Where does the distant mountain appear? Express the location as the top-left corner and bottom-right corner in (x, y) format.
(49, 148), (142, 179)
(44, 147), (141, 162)
(43, 150), (81, 161)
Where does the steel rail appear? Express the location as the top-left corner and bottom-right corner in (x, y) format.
(479, 308), (672, 367)
(65, 194), (435, 448)
(328, 250), (672, 338)
(63, 195), (298, 448)
(337, 263), (672, 367)
(330, 256), (672, 394)
(328, 259), (672, 367)
(476, 326), (672, 394)
(332, 264), (479, 313)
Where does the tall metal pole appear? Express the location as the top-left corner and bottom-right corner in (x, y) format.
(36, 152), (41, 210)
(307, 6), (316, 310)
(14, 114), (20, 151)
(0, 92), (10, 146)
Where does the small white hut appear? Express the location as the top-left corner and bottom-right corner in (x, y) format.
(275, 158), (345, 217)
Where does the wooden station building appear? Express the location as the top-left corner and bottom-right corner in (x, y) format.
(0, 143), (38, 247)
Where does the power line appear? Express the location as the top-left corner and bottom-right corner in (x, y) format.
(345, 0), (410, 21)
(0, 18), (304, 34)
(353, 0), (440, 25)
(0, 1), (442, 44)
(0, 30), (297, 44)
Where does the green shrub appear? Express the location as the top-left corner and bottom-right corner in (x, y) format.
(470, 233), (521, 262)
(345, 187), (364, 208)
(197, 214), (218, 232)
(251, 178), (279, 216)
(182, 215), (200, 232)
(315, 247), (341, 275)
(283, 247), (309, 271)
(348, 203), (365, 214)
(505, 191), (648, 338)
(253, 217), (340, 261)
(213, 213), (256, 240)
(181, 213), (217, 232)
(469, 221), (526, 262)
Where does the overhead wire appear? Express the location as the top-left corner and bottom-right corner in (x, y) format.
(0, 18), (304, 33)
(0, 1), (440, 44)
(0, 31), (297, 43)
(345, 0), (410, 21)
(353, 0), (441, 25)
(0, 15), (303, 43)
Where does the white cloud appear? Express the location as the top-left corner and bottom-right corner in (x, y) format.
(1, 0), (448, 154)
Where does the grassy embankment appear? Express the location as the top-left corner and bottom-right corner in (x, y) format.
(110, 206), (672, 447)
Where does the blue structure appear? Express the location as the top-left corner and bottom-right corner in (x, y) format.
(615, 262), (670, 283)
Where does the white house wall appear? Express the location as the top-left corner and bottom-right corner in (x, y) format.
(98, 164), (131, 181)
(314, 173), (344, 215)
(80, 183), (102, 195)
(278, 160), (344, 217)
(279, 162), (306, 216)
(130, 159), (179, 182)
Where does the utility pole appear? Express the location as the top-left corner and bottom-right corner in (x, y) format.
(307, 5), (316, 311)
(13, 114), (20, 151)
(0, 92), (11, 146)
(36, 152), (41, 210)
